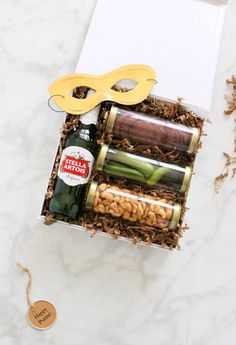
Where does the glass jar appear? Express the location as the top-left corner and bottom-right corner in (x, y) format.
(85, 181), (181, 230)
(105, 106), (200, 155)
(96, 145), (191, 193)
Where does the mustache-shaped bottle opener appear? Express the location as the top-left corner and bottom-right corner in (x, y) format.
(48, 64), (156, 115)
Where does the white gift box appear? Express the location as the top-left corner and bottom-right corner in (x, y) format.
(41, 0), (227, 249)
(76, 0), (227, 116)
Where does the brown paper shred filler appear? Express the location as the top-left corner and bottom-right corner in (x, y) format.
(215, 75), (236, 192)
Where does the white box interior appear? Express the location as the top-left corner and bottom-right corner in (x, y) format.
(76, 0), (227, 115)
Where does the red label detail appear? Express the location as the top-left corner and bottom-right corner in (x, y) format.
(60, 156), (89, 177)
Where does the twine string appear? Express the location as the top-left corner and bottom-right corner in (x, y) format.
(17, 262), (34, 308)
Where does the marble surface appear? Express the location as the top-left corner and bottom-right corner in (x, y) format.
(0, 1), (236, 344)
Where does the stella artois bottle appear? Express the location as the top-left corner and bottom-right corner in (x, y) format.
(49, 90), (100, 219)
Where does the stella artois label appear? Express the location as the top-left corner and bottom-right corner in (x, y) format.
(58, 146), (94, 186)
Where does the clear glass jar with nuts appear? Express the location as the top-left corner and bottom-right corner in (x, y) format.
(85, 181), (181, 230)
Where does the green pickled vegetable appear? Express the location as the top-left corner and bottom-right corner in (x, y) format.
(104, 161), (146, 182)
(111, 151), (155, 177)
(146, 167), (169, 186)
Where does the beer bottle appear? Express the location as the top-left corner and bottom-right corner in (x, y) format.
(49, 90), (100, 219)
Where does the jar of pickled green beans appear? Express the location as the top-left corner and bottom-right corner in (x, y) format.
(96, 145), (191, 193)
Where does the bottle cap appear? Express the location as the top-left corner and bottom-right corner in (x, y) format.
(180, 166), (192, 193)
(105, 106), (118, 134)
(96, 144), (109, 171)
(169, 202), (181, 230)
(187, 127), (200, 154)
(85, 181), (98, 210)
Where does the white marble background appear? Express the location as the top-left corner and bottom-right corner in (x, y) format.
(0, 1), (236, 344)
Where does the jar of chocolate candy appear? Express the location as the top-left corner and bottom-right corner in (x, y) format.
(96, 145), (192, 193)
(85, 181), (181, 230)
(105, 106), (200, 155)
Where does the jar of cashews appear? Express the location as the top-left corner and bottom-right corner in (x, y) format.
(85, 182), (181, 230)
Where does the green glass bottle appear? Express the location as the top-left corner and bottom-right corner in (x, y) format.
(49, 91), (100, 219)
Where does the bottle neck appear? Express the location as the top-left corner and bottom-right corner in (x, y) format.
(79, 89), (101, 125)
(67, 89), (101, 142)
(74, 122), (97, 141)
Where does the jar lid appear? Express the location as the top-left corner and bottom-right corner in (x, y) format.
(169, 202), (181, 230)
(187, 127), (200, 154)
(85, 181), (98, 210)
(180, 166), (192, 193)
(96, 144), (109, 171)
(105, 106), (118, 134)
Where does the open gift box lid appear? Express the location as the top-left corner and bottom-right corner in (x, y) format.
(75, 0), (227, 116)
